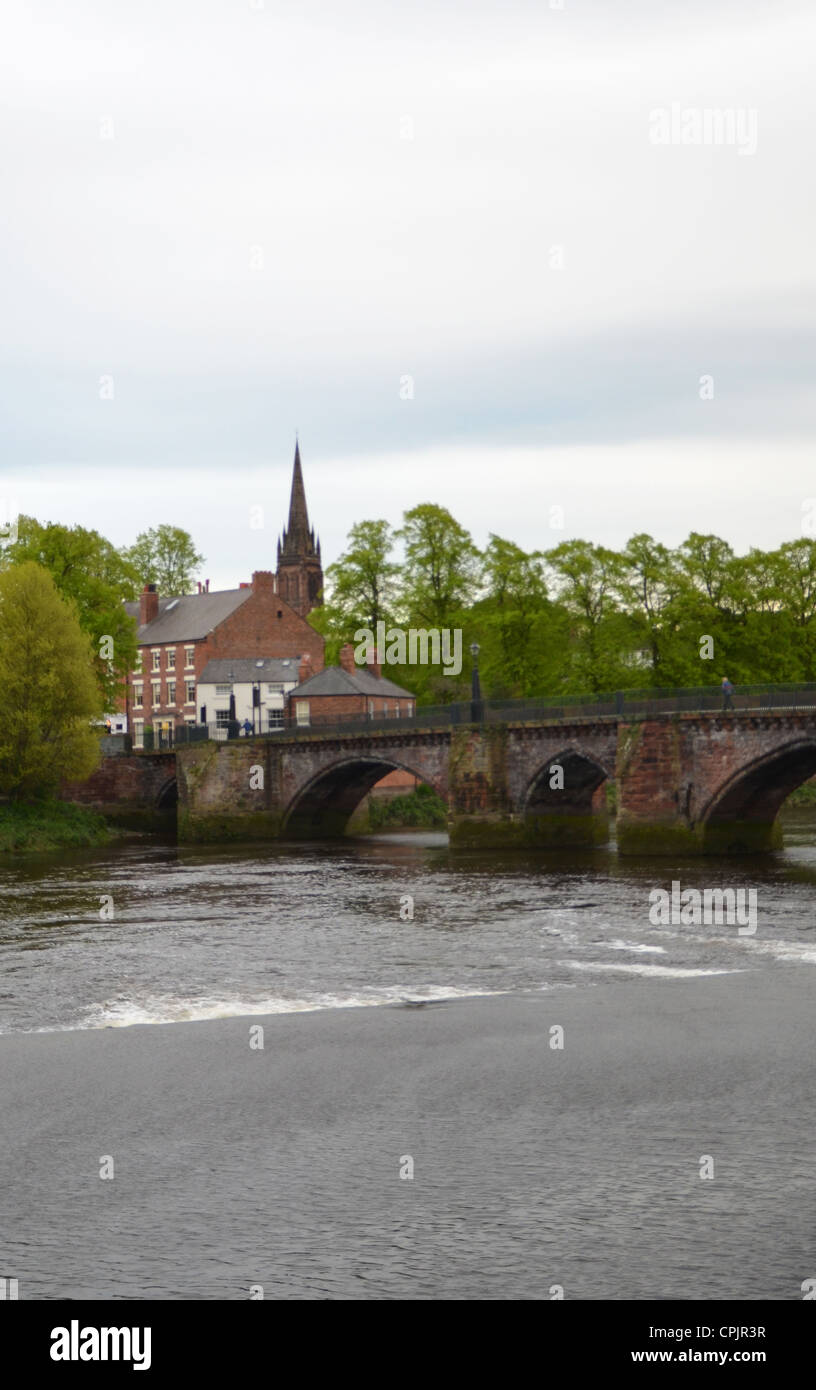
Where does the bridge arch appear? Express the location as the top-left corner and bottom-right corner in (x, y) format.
(283, 754), (445, 840)
(522, 746), (611, 847)
(156, 777), (178, 812)
(699, 738), (816, 853)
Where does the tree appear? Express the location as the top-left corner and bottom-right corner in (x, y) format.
(324, 520), (400, 633)
(476, 536), (551, 695)
(126, 525), (204, 595)
(0, 563), (103, 798)
(1, 515), (140, 708)
(614, 534), (682, 679)
(397, 504), (481, 627)
(545, 540), (629, 692)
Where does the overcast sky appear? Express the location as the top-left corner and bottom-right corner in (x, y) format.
(2, 0), (814, 590)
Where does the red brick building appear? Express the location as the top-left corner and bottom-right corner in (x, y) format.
(123, 445), (325, 745)
(286, 643), (415, 729)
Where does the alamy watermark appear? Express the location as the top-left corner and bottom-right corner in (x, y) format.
(649, 880), (757, 935)
(649, 104), (758, 156)
(354, 623), (462, 677)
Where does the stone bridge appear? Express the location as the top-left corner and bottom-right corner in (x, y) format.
(171, 709), (816, 854)
(60, 748), (178, 829)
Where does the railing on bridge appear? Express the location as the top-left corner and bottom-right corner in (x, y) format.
(164, 681), (816, 748)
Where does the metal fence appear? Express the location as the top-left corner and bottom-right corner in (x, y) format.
(136, 682), (816, 749)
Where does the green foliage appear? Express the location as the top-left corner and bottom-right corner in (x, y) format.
(366, 782), (447, 829)
(397, 503), (481, 627)
(0, 563), (104, 797)
(125, 524), (204, 595)
(0, 799), (111, 854)
(1, 515), (139, 706)
(318, 511), (816, 702)
(324, 520), (400, 634)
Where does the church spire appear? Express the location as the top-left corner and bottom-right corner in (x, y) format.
(276, 438), (323, 617)
(279, 439), (318, 559)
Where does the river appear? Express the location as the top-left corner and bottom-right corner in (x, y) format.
(2, 809), (815, 1035)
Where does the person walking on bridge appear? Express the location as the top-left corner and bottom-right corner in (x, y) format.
(721, 676), (735, 712)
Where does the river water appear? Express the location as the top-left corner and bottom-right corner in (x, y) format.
(2, 815), (815, 1301)
(2, 810), (816, 1035)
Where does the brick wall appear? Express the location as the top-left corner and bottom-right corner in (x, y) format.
(290, 693), (414, 726)
(126, 577), (324, 735)
(60, 752), (176, 826)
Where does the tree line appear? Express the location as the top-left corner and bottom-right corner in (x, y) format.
(310, 505), (816, 705)
(2, 502), (816, 797)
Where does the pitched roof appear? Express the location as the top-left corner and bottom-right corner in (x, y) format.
(198, 657), (301, 685)
(125, 588), (252, 643)
(289, 665), (414, 698)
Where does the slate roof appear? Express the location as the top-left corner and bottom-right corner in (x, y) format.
(124, 588), (253, 643)
(198, 657), (301, 685)
(290, 666), (414, 699)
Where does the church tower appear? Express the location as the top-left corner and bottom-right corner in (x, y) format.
(276, 440), (323, 617)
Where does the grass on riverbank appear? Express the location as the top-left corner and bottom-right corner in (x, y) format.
(365, 784), (448, 830)
(0, 800), (112, 854)
(786, 780), (816, 806)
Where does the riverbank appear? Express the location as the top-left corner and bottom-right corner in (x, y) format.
(348, 783), (448, 832)
(1, 968), (813, 1299)
(0, 799), (113, 854)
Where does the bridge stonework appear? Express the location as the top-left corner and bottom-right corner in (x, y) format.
(68, 711), (816, 855)
(616, 712), (816, 855)
(60, 752), (177, 828)
(175, 719), (621, 849)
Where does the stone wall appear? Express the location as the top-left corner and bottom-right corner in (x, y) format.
(60, 752), (177, 829)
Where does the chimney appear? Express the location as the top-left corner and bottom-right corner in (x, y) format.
(239, 582), (250, 589)
(339, 643), (356, 674)
(252, 570), (276, 592)
(139, 583), (159, 626)
(367, 650), (382, 680)
(197, 581), (202, 594)
(205, 578), (210, 592)
(298, 652), (314, 684)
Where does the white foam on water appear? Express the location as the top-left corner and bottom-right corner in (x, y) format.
(676, 931), (816, 966)
(596, 939), (667, 955)
(60, 983), (509, 1031)
(562, 960), (743, 979)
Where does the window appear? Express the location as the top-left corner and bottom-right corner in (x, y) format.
(368, 700), (374, 717)
(185, 647), (195, 669)
(215, 684), (232, 697)
(133, 683), (143, 708)
(267, 709), (284, 731)
(133, 651), (143, 672)
(151, 650), (161, 672)
(185, 681), (196, 704)
(296, 700), (310, 726)
(382, 702), (389, 717)
(394, 702), (400, 718)
(133, 720), (144, 749)
(215, 709), (231, 726)
(151, 681), (161, 706)
(267, 683), (284, 694)
(166, 649), (176, 669)
(166, 680), (176, 705)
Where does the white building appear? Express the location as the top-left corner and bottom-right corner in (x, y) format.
(197, 657), (302, 734)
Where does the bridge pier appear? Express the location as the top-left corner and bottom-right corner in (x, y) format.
(615, 718), (789, 856)
(447, 726), (610, 849)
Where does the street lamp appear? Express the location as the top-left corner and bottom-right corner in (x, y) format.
(470, 642), (483, 723)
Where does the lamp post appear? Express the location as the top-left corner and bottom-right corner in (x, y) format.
(470, 641), (483, 723)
